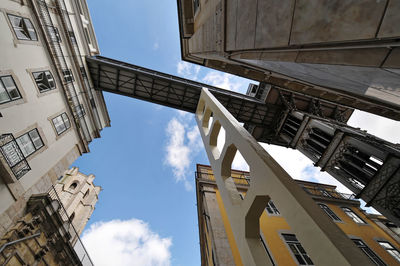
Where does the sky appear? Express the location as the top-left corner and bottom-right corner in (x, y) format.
(74, 1), (400, 265)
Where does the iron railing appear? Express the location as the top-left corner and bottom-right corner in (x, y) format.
(0, 134), (30, 179)
(48, 185), (94, 266)
(196, 171), (251, 186)
(56, 0), (102, 132)
(196, 170), (357, 201)
(302, 186), (357, 201)
(31, 0), (92, 143)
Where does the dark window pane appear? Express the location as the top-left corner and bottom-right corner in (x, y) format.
(7, 14), (37, 41)
(33, 71), (55, 92)
(28, 130), (43, 149)
(0, 82), (10, 103)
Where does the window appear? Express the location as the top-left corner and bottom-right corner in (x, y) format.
(341, 207), (366, 224)
(266, 200), (280, 215)
(80, 67), (87, 79)
(84, 27), (91, 44)
(69, 182), (78, 190)
(282, 234), (313, 265)
(7, 14), (37, 41)
(16, 129), (44, 157)
(318, 189), (332, 198)
(83, 189), (89, 198)
(0, 75), (22, 104)
(75, 104), (86, 118)
(318, 204), (341, 221)
(352, 239), (386, 266)
(47, 26), (61, 42)
(33, 71), (56, 92)
(69, 31), (77, 45)
(62, 69), (74, 83)
(378, 241), (400, 263)
(52, 113), (71, 135)
(69, 212), (75, 222)
(0, 134), (30, 179)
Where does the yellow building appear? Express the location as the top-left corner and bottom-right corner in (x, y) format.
(196, 164), (400, 266)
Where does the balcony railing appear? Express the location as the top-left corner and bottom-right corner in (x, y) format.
(0, 134), (30, 179)
(302, 186), (357, 201)
(47, 185), (94, 266)
(196, 171), (250, 186)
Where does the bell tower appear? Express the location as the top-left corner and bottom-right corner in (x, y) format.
(55, 167), (101, 243)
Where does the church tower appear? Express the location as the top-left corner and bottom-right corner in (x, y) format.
(55, 167), (101, 244)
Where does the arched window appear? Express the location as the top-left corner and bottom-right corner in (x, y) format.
(69, 182), (78, 190)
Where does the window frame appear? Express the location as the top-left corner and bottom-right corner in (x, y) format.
(341, 207), (366, 224)
(281, 233), (314, 265)
(318, 203), (342, 222)
(7, 13), (38, 41)
(266, 200), (280, 216)
(352, 238), (386, 266)
(32, 70), (56, 93)
(15, 128), (44, 158)
(47, 25), (62, 43)
(0, 133), (31, 180)
(62, 69), (74, 83)
(378, 240), (400, 263)
(69, 182), (78, 190)
(51, 112), (71, 136)
(0, 75), (22, 105)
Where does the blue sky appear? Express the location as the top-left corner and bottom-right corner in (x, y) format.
(74, 1), (400, 265)
(75, 1), (251, 265)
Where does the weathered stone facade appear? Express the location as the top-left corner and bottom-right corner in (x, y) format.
(0, 198), (81, 266)
(0, 167), (100, 265)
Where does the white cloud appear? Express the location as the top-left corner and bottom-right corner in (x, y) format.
(231, 150), (250, 171)
(153, 42), (159, 50)
(202, 71), (251, 94)
(176, 61), (200, 81)
(82, 219), (172, 266)
(348, 110), (400, 143)
(260, 144), (352, 192)
(164, 115), (202, 190)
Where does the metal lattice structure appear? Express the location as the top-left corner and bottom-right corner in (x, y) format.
(86, 56), (284, 129)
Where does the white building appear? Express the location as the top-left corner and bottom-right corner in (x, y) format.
(0, 0), (109, 237)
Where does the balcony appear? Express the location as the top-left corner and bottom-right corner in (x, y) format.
(0, 134), (31, 181)
(302, 186), (357, 201)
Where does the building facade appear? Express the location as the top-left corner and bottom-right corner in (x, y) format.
(0, 167), (99, 265)
(176, 0), (400, 226)
(177, 0), (400, 121)
(196, 164), (400, 265)
(0, 0), (109, 237)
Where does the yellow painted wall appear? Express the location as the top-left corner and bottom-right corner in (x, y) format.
(329, 203), (400, 266)
(213, 187), (400, 265)
(198, 165), (400, 265)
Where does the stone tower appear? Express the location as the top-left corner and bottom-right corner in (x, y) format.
(55, 167), (101, 243)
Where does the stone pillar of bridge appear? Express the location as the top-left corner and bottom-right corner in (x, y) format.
(196, 87), (374, 266)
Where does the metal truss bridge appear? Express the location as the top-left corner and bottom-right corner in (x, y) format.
(86, 56), (350, 145)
